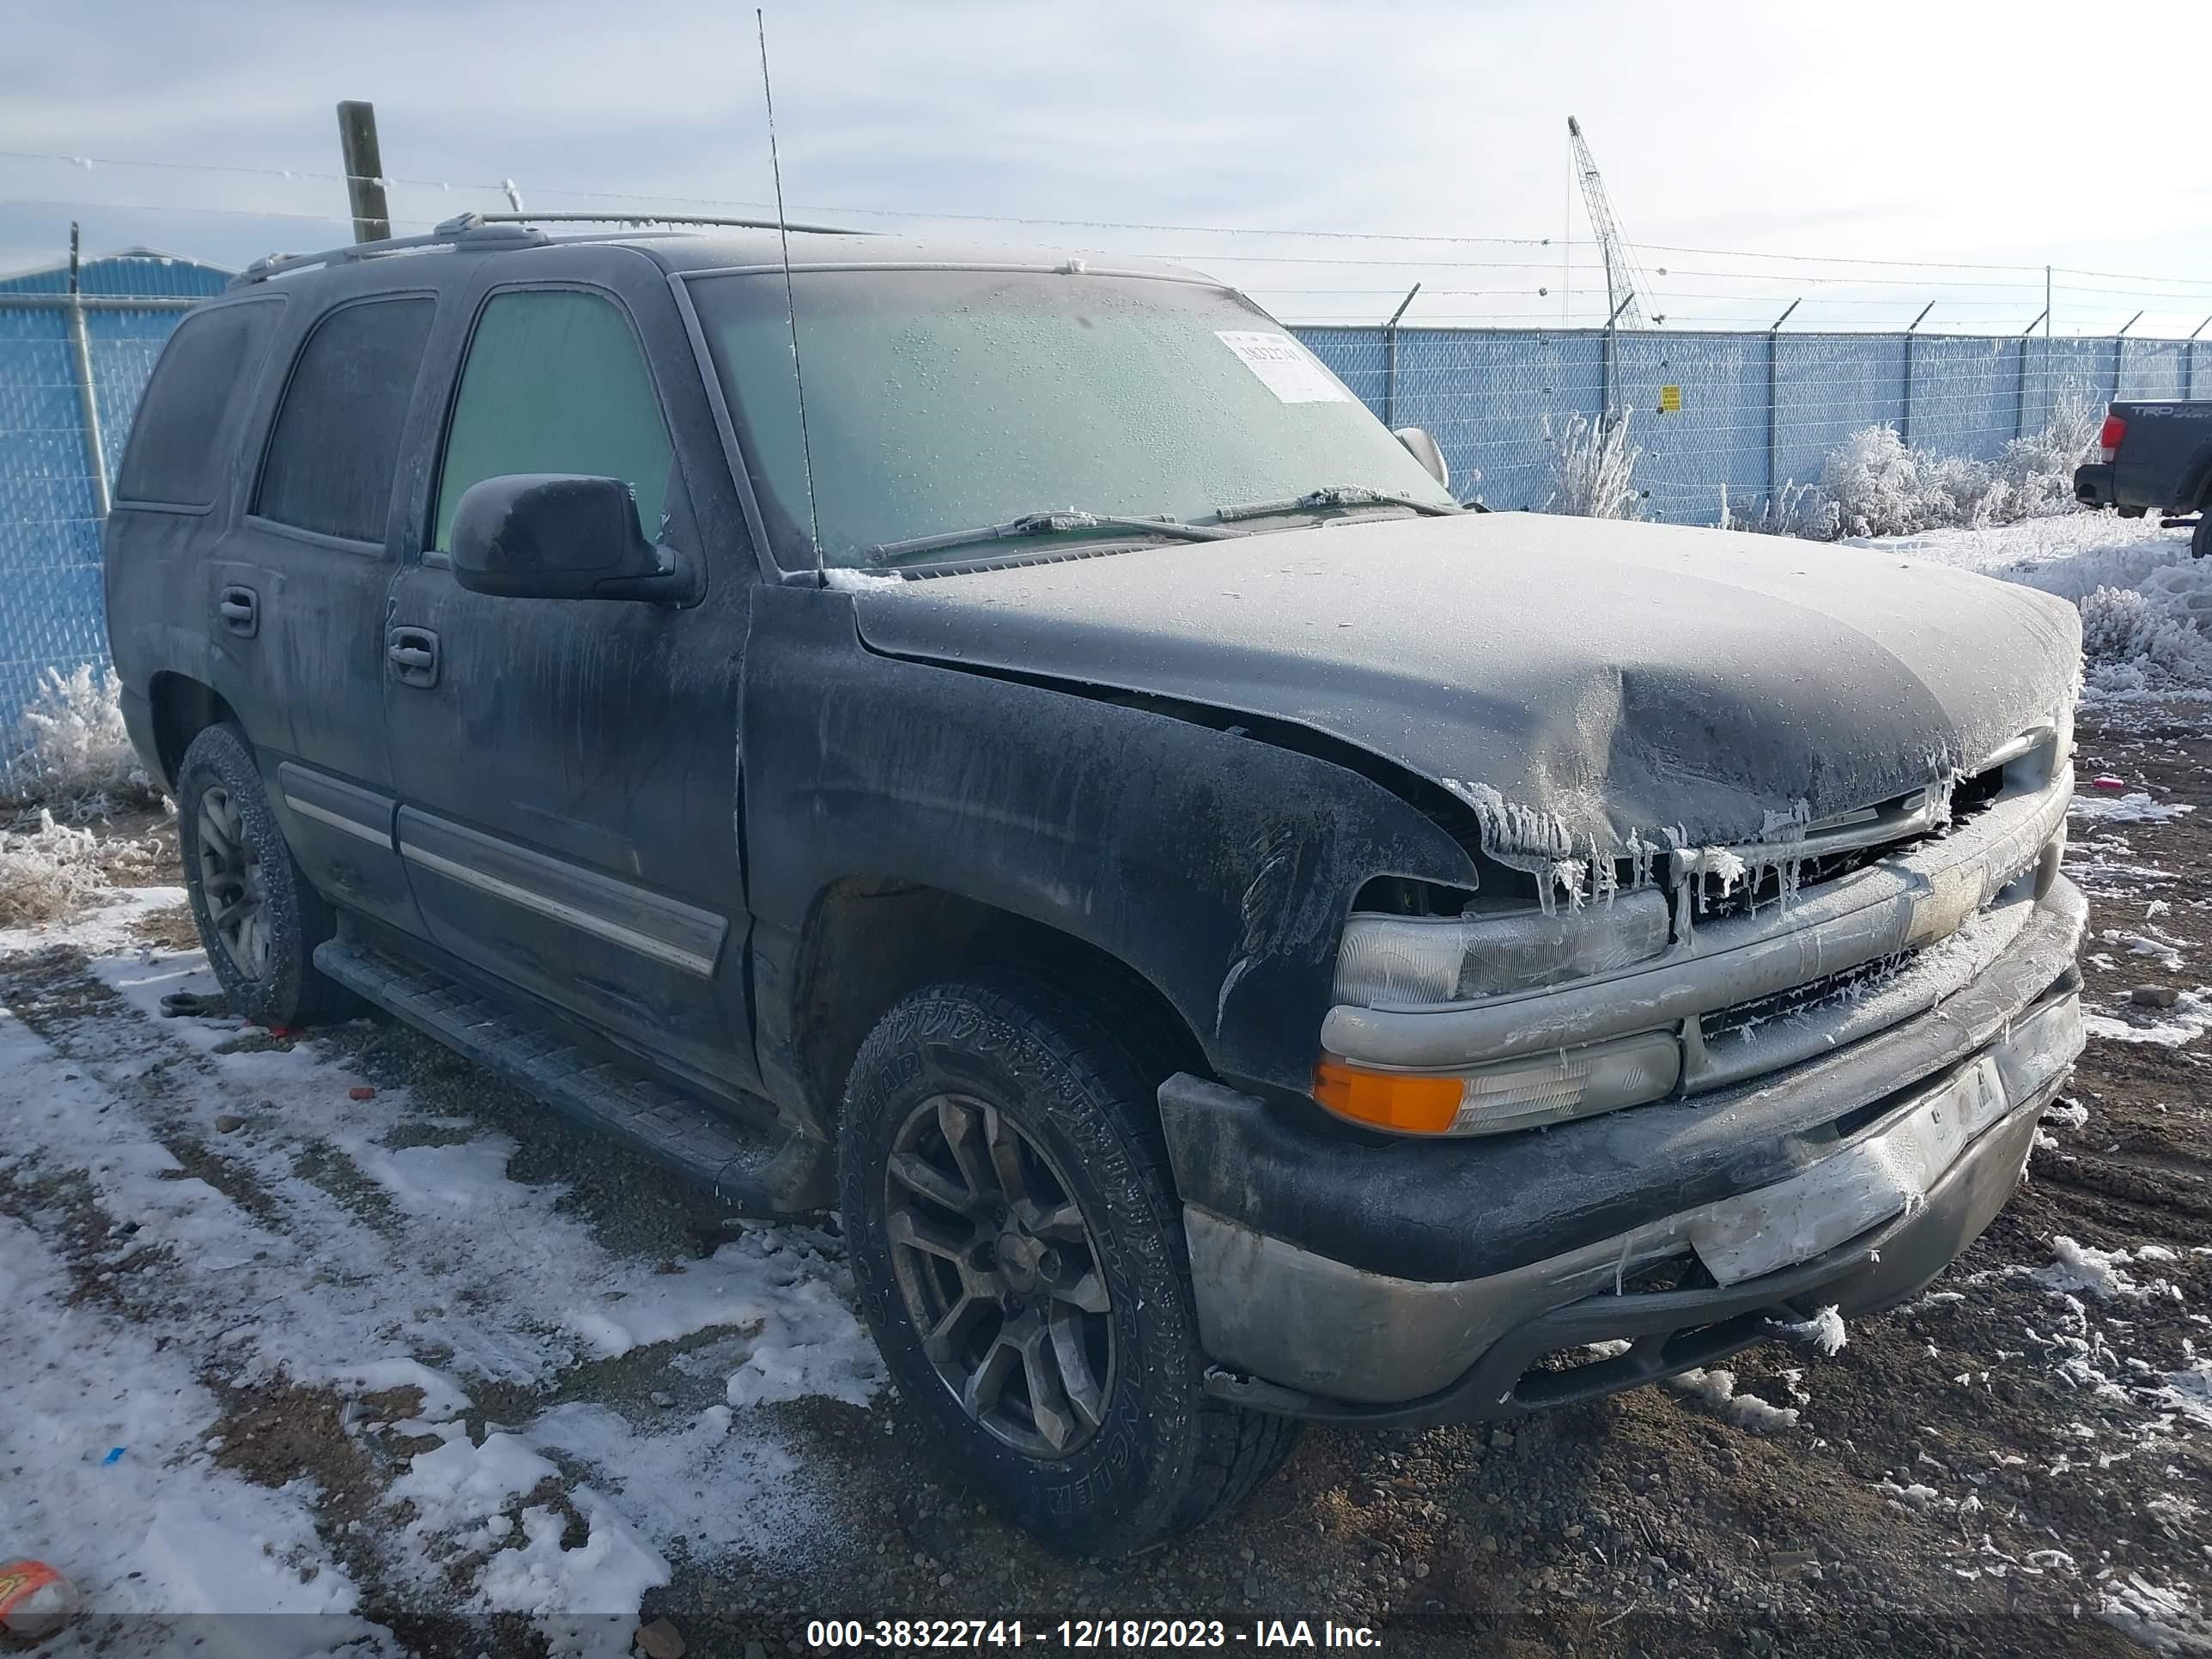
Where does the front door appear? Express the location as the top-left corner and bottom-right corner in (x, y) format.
(380, 274), (757, 1101)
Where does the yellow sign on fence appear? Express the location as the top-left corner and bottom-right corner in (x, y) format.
(1658, 385), (1683, 414)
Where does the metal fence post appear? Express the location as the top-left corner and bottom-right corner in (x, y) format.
(1765, 299), (1799, 497)
(2014, 308), (2046, 438)
(1600, 295), (1631, 419)
(1382, 283), (1420, 428)
(2189, 316), (2209, 401)
(2114, 312), (2142, 404)
(63, 223), (112, 523)
(1901, 302), (1934, 447)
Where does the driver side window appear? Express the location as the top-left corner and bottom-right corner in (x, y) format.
(433, 289), (675, 552)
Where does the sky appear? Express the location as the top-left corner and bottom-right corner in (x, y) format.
(4, 0), (2210, 334)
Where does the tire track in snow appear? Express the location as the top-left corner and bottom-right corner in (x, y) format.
(0, 908), (881, 1644)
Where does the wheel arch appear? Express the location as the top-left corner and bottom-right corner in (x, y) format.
(778, 875), (1207, 1138)
(148, 672), (242, 792)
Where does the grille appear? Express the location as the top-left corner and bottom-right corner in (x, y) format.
(1678, 764), (2008, 928)
(1700, 949), (1920, 1046)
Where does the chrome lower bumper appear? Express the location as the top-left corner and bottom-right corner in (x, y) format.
(1170, 878), (2084, 1414)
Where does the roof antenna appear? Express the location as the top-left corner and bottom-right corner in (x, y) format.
(756, 8), (824, 586)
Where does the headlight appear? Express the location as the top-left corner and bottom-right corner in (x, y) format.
(1332, 887), (1670, 1008)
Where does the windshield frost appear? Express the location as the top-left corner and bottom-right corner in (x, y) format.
(690, 267), (1455, 568)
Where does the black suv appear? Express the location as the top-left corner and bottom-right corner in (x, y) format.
(106, 213), (2087, 1555)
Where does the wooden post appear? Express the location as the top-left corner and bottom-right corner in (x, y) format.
(336, 100), (391, 243)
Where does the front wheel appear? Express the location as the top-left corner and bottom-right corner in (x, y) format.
(176, 722), (343, 1027)
(840, 977), (1300, 1555)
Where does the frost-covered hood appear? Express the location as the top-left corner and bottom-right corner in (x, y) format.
(847, 512), (2081, 857)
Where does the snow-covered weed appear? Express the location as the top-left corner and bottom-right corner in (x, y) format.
(1734, 386), (2102, 542)
(7, 664), (161, 818)
(2077, 586), (2212, 696)
(1543, 411), (1643, 520)
(1822, 424), (1996, 538)
(1984, 384), (2104, 523)
(0, 807), (166, 927)
(1720, 478), (1840, 539)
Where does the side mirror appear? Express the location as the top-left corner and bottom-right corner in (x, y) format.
(1393, 426), (1449, 490)
(448, 474), (694, 602)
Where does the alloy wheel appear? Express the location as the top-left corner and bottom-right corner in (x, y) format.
(884, 1093), (1116, 1459)
(195, 785), (271, 981)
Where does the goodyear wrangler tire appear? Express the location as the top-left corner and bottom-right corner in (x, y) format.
(840, 975), (1301, 1555)
(175, 722), (343, 1028)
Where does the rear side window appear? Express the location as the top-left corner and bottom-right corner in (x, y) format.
(254, 295), (435, 544)
(113, 301), (282, 509)
(432, 289), (673, 551)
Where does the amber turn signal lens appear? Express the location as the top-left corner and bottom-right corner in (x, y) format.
(1312, 1060), (1463, 1134)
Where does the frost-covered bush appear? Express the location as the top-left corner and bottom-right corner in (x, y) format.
(1542, 411), (1643, 520)
(0, 807), (165, 927)
(1816, 386), (2101, 539)
(6, 664), (161, 817)
(1720, 384), (2100, 542)
(1984, 383), (2103, 523)
(2077, 585), (2212, 697)
(1820, 424), (1991, 538)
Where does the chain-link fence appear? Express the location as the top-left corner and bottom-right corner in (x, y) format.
(0, 252), (226, 772)
(1300, 325), (2208, 520)
(0, 251), (2205, 779)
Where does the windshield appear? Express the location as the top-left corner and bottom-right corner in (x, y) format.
(688, 266), (1455, 569)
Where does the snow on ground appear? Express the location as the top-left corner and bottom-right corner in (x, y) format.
(1855, 516), (2212, 1069)
(2073, 793), (2198, 826)
(1854, 514), (2212, 702)
(0, 888), (883, 1650)
(1, 1210), (396, 1659)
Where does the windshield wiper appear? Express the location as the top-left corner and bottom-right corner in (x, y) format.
(1212, 485), (1462, 524)
(865, 509), (1241, 568)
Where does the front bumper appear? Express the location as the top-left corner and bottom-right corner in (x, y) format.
(1161, 878), (2085, 1423)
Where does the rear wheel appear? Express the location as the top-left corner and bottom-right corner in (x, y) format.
(840, 976), (1300, 1554)
(176, 723), (343, 1027)
(2193, 514), (2211, 561)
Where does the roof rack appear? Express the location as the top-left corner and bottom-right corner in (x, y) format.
(228, 209), (866, 289)
(460, 210), (866, 234)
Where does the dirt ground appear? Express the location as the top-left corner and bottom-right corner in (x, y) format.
(4, 710), (2209, 1658)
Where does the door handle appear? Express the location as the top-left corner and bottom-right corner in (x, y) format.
(386, 627), (441, 688)
(217, 586), (258, 638)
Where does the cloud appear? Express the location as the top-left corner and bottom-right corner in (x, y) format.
(3, 0), (2207, 326)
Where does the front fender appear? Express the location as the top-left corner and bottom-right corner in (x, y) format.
(740, 585), (1475, 1108)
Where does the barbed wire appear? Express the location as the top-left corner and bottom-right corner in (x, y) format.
(4, 146), (2209, 337)
(3, 143), (2202, 281)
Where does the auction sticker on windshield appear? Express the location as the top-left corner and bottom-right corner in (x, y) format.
(1214, 330), (1349, 404)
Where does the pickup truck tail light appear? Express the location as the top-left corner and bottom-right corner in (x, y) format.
(2099, 412), (2126, 463)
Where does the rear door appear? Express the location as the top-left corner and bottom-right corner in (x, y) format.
(105, 295), (286, 765)
(381, 262), (759, 1101)
(204, 289), (435, 936)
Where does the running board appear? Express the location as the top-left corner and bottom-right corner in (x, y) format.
(313, 936), (830, 1214)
